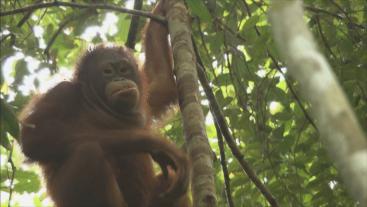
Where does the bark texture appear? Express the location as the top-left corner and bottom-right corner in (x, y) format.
(165, 0), (217, 206)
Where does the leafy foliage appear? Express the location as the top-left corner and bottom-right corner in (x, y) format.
(1, 0), (366, 206)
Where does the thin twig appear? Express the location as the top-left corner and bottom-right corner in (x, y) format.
(44, 16), (74, 58)
(0, 33), (15, 44)
(267, 53), (318, 132)
(16, 0), (43, 27)
(242, 0), (318, 132)
(44, 10), (92, 59)
(305, 6), (366, 29)
(315, 16), (337, 60)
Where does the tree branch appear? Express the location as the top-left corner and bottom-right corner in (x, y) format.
(304, 6), (366, 29)
(215, 122), (234, 207)
(268, 52), (318, 132)
(165, 0), (217, 206)
(126, 0), (143, 49)
(315, 16), (337, 60)
(270, 1), (367, 204)
(241, 0), (318, 132)
(0, 1), (166, 24)
(43, 10), (93, 59)
(44, 16), (73, 58)
(194, 40), (279, 207)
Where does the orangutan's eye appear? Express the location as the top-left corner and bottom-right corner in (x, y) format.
(103, 68), (113, 75)
(119, 67), (131, 75)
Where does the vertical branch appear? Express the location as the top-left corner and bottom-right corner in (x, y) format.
(165, 0), (217, 206)
(7, 141), (16, 207)
(197, 63), (279, 207)
(215, 123), (235, 207)
(126, 0), (143, 49)
(193, 32), (278, 206)
(270, 1), (367, 205)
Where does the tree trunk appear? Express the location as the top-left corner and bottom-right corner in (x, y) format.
(270, 1), (367, 205)
(165, 0), (217, 206)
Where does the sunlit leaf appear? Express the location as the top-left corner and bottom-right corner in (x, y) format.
(13, 170), (41, 193)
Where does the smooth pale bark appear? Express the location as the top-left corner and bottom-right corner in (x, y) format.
(270, 1), (367, 205)
(165, 0), (217, 206)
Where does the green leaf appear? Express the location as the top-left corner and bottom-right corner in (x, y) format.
(242, 15), (260, 32)
(13, 59), (29, 86)
(0, 98), (20, 141)
(1, 169), (9, 183)
(13, 170), (41, 193)
(215, 73), (230, 86)
(186, 0), (212, 21)
(116, 14), (131, 43)
(0, 130), (11, 150)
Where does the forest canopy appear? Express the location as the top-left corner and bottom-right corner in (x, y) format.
(1, 0), (366, 206)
